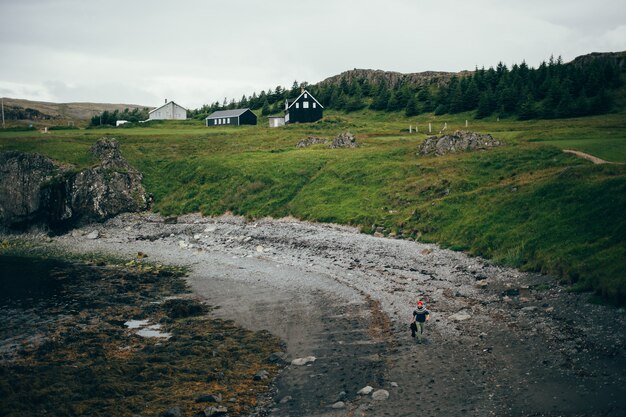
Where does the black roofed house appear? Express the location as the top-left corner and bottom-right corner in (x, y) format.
(206, 108), (257, 127)
(284, 89), (323, 124)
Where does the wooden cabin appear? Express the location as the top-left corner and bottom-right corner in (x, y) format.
(284, 89), (323, 124)
(206, 108), (257, 126)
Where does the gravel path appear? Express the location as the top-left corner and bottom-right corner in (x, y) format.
(54, 212), (626, 417)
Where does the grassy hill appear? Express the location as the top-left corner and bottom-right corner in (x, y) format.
(1, 97), (151, 127)
(1, 110), (625, 304)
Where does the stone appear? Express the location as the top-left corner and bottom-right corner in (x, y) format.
(163, 216), (178, 224)
(279, 396), (292, 404)
(390, 382), (399, 387)
(475, 279), (489, 288)
(256, 245), (264, 253)
(196, 393), (222, 403)
(267, 352), (287, 364)
(450, 310), (472, 321)
(521, 306), (538, 312)
(86, 230), (100, 239)
(329, 132), (359, 149)
(418, 130), (503, 156)
(357, 385), (374, 395)
(331, 401), (346, 409)
(372, 389), (390, 401)
(199, 406), (228, 417)
(291, 356), (316, 366)
(161, 407), (182, 417)
(254, 370), (269, 381)
(296, 136), (328, 148)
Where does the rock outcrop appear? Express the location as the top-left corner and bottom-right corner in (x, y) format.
(296, 136), (328, 148)
(296, 132), (359, 149)
(329, 132), (359, 148)
(417, 130), (502, 156)
(0, 137), (147, 231)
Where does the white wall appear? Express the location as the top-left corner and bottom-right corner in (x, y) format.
(149, 102), (187, 120)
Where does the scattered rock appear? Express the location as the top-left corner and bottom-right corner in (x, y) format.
(418, 130), (503, 156)
(197, 406), (228, 417)
(475, 279), (489, 288)
(253, 370), (269, 381)
(164, 216), (178, 224)
(331, 401), (346, 409)
(279, 396), (292, 404)
(256, 245), (264, 253)
(296, 136), (328, 148)
(390, 382), (399, 388)
(450, 310), (472, 321)
(196, 393), (222, 403)
(372, 389), (390, 401)
(521, 306), (539, 312)
(357, 385), (374, 395)
(329, 132), (359, 149)
(291, 356), (316, 366)
(86, 230), (100, 239)
(267, 351), (287, 364)
(161, 407), (182, 417)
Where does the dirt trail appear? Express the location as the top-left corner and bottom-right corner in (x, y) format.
(563, 149), (618, 164)
(55, 213), (626, 417)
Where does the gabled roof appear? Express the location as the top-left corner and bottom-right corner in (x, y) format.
(206, 108), (252, 119)
(148, 101), (187, 114)
(286, 89), (324, 110)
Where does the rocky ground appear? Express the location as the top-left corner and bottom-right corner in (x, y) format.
(29, 213), (626, 416)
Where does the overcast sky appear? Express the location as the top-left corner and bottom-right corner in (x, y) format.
(1, 0), (624, 109)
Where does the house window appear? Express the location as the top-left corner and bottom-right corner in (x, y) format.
(295, 103), (299, 109)
(226, 118), (230, 124)
(313, 103), (317, 108)
(303, 101), (309, 109)
(304, 93), (308, 98)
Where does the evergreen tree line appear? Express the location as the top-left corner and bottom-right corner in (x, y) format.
(189, 54), (622, 121)
(89, 107), (150, 126)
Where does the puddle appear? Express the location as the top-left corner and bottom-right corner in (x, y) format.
(124, 319), (150, 329)
(125, 319), (171, 339)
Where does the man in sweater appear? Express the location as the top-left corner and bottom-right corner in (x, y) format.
(410, 300), (430, 343)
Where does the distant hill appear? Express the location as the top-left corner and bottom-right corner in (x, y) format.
(1, 98), (152, 125)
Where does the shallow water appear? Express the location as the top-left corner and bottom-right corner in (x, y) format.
(0, 255), (67, 307)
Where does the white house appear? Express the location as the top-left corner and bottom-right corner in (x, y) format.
(148, 100), (187, 120)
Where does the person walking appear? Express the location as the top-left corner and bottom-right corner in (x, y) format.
(410, 300), (430, 343)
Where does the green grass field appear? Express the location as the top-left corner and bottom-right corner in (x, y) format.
(2, 110), (625, 303)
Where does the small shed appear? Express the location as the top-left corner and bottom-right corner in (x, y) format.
(268, 116), (285, 128)
(148, 100), (187, 120)
(206, 108), (257, 127)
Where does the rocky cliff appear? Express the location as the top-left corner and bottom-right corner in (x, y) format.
(318, 68), (472, 90)
(0, 138), (147, 231)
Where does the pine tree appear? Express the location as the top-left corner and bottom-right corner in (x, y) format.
(405, 95), (420, 117)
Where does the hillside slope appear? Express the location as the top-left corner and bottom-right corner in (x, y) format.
(1, 97), (151, 124)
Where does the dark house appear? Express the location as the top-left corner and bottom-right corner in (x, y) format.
(206, 108), (257, 127)
(285, 89), (323, 124)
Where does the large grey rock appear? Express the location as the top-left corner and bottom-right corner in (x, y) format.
(329, 132), (359, 148)
(296, 136), (327, 148)
(357, 385), (374, 395)
(0, 137), (147, 230)
(418, 130), (502, 156)
(372, 389), (390, 401)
